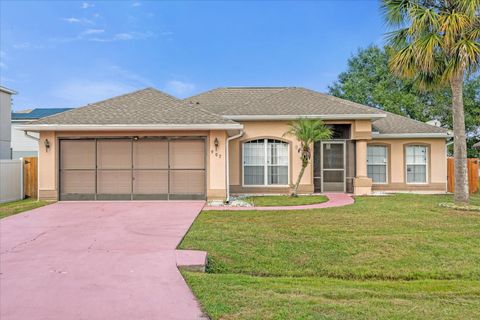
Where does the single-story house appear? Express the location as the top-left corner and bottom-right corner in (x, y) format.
(17, 87), (451, 201)
(11, 108), (73, 159)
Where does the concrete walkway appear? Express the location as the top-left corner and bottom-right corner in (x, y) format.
(0, 201), (207, 320)
(203, 193), (354, 211)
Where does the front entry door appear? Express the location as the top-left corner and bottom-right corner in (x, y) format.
(321, 141), (346, 192)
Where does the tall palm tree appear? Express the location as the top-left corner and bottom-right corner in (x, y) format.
(382, 0), (479, 204)
(284, 119), (332, 197)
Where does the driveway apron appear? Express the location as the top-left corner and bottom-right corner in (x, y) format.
(0, 201), (206, 320)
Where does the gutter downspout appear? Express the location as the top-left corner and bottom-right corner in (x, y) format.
(225, 129), (244, 203)
(24, 131), (40, 141)
(445, 139), (454, 193)
(23, 131), (40, 200)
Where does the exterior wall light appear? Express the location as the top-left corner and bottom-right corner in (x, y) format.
(214, 137), (219, 151)
(44, 139), (50, 152)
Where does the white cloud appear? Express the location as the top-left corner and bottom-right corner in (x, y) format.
(164, 80), (195, 96)
(0, 62), (7, 69)
(113, 33), (134, 40)
(82, 2), (94, 9)
(62, 17), (93, 24)
(13, 42), (31, 49)
(50, 65), (154, 106)
(52, 80), (137, 106)
(63, 17), (81, 23)
(132, 1), (141, 7)
(83, 29), (105, 35)
(89, 31), (154, 42)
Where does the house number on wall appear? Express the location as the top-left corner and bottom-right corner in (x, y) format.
(211, 149), (222, 158)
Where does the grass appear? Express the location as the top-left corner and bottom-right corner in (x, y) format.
(0, 198), (52, 219)
(244, 195), (328, 207)
(184, 274), (480, 320)
(180, 192), (480, 319)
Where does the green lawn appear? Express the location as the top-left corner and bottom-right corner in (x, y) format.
(244, 195), (328, 206)
(184, 274), (480, 320)
(0, 199), (52, 219)
(180, 192), (480, 319)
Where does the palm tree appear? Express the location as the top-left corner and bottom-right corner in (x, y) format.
(382, 0), (479, 205)
(284, 119), (332, 197)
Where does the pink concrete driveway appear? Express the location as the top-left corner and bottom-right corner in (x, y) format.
(0, 201), (206, 320)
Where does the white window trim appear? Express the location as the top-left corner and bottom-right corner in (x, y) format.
(242, 139), (290, 187)
(405, 145), (429, 185)
(367, 145), (388, 185)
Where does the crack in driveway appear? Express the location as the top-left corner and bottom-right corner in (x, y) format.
(1, 201), (207, 320)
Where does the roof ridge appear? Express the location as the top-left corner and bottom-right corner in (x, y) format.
(184, 87), (223, 103)
(23, 107), (79, 123)
(185, 102), (237, 124)
(223, 86), (292, 89)
(88, 87), (151, 106)
(298, 88), (383, 114)
(235, 87), (290, 108)
(27, 88), (177, 124)
(185, 86), (289, 113)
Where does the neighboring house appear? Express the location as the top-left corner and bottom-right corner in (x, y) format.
(17, 87), (450, 201)
(11, 108), (73, 159)
(0, 86), (17, 159)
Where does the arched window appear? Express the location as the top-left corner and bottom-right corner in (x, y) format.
(243, 139), (289, 186)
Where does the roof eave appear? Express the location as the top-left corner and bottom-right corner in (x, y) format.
(224, 114), (386, 121)
(0, 86), (17, 95)
(15, 123), (244, 132)
(372, 132), (451, 139)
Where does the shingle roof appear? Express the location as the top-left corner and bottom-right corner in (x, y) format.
(31, 88), (236, 126)
(187, 87), (449, 135)
(12, 108), (74, 120)
(187, 87), (286, 114)
(23, 86), (449, 136)
(187, 87), (380, 116)
(372, 110), (448, 134)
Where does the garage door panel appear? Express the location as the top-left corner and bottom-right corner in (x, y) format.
(97, 140), (132, 169)
(60, 138), (206, 201)
(60, 140), (95, 169)
(60, 170), (95, 199)
(169, 140), (205, 169)
(133, 170), (168, 194)
(169, 170), (205, 195)
(133, 140), (168, 169)
(97, 170), (132, 199)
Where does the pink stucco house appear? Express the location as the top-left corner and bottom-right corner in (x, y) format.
(18, 87), (450, 201)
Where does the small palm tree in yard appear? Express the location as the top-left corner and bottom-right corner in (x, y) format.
(284, 119), (332, 197)
(382, 0), (480, 205)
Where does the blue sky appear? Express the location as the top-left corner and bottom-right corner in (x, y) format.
(0, 0), (385, 111)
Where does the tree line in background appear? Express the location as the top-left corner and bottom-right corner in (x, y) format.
(329, 45), (479, 158)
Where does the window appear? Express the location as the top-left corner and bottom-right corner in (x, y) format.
(367, 145), (387, 183)
(406, 145), (428, 183)
(243, 139), (288, 186)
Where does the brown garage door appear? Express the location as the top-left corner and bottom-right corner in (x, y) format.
(59, 137), (206, 201)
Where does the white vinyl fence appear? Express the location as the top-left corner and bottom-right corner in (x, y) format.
(0, 159), (23, 203)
